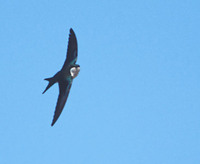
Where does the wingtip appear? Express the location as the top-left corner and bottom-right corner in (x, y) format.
(70, 28), (74, 34)
(51, 121), (55, 127)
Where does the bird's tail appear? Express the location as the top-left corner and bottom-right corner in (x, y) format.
(42, 76), (58, 94)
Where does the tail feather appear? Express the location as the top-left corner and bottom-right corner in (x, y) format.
(42, 77), (55, 94)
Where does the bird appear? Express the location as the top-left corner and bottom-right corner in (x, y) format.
(43, 28), (80, 126)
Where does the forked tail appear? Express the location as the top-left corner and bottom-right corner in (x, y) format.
(42, 76), (57, 94)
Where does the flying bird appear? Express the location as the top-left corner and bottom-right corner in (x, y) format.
(43, 28), (80, 126)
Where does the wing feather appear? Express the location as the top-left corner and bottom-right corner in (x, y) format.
(62, 28), (78, 70)
(51, 78), (72, 126)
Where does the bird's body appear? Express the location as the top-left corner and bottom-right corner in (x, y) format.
(43, 28), (80, 126)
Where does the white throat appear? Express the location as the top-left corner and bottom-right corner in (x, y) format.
(70, 67), (80, 78)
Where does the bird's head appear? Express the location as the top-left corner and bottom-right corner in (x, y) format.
(70, 64), (80, 79)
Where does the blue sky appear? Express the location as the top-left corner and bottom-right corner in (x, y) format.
(0, 0), (199, 163)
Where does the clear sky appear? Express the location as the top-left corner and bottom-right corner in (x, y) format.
(0, 0), (199, 163)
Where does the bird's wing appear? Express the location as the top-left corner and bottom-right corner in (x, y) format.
(62, 28), (78, 70)
(51, 77), (72, 126)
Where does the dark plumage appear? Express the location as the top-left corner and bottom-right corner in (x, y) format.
(43, 28), (80, 126)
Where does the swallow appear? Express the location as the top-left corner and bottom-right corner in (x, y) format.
(43, 28), (80, 126)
